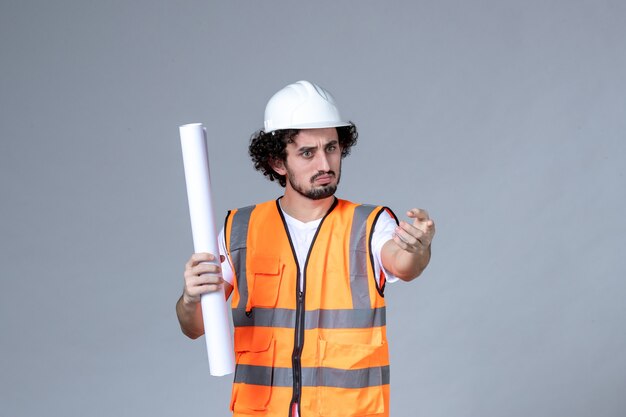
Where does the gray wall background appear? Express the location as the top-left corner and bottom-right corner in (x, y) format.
(1, 1), (625, 416)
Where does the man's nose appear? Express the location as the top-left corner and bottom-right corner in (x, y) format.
(316, 152), (330, 171)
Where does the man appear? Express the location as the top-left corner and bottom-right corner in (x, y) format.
(176, 80), (435, 417)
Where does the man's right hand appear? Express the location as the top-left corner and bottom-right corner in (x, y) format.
(182, 252), (225, 305)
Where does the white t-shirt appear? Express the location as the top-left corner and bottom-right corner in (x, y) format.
(218, 205), (399, 285)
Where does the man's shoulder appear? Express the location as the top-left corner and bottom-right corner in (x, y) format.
(229, 199), (276, 213)
(336, 198), (387, 211)
(332, 199), (398, 224)
(337, 199), (398, 224)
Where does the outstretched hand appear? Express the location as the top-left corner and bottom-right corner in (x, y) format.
(393, 208), (435, 253)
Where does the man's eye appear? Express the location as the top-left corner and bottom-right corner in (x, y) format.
(302, 151), (312, 158)
(326, 145), (336, 152)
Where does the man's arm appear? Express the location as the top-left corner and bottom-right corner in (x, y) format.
(176, 252), (233, 339)
(381, 208), (435, 281)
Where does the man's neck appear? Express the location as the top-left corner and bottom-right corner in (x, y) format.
(279, 189), (336, 223)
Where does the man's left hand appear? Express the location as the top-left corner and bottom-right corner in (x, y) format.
(393, 208), (435, 253)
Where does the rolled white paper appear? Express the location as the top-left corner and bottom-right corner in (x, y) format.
(180, 123), (235, 376)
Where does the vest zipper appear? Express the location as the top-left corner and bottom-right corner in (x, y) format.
(276, 197), (338, 417)
(290, 288), (305, 417)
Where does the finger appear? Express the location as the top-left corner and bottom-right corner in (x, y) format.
(399, 220), (434, 243)
(406, 208), (430, 222)
(397, 221), (433, 249)
(188, 252), (218, 267)
(192, 263), (222, 276)
(412, 218), (435, 234)
(392, 233), (410, 251)
(203, 283), (224, 293)
(192, 273), (224, 286)
(192, 274), (224, 285)
(186, 254), (208, 270)
(397, 221), (419, 237)
(393, 230), (428, 252)
(185, 281), (222, 298)
(395, 224), (420, 246)
(409, 214), (435, 234)
(185, 263), (221, 284)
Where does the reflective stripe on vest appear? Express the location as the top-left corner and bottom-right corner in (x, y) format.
(234, 364), (390, 388)
(227, 204), (255, 310)
(231, 306), (386, 328)
(225, 199), (393, 417)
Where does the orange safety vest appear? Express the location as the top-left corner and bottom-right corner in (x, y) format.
(224, 198), (397, 417)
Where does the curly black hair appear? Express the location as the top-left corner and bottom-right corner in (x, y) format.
(248, 123), (358, 187)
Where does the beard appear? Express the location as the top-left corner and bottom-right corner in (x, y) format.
(286, 166), (341, 201)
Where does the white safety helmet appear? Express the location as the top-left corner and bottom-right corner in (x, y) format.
(263, 80), (351, 133)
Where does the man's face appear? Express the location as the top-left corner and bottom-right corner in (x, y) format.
(279, 128), (342, 200)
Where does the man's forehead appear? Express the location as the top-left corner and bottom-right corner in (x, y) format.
(290, 128), (338, 147)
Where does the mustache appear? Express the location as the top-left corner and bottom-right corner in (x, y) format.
(310, 171), (336, 183)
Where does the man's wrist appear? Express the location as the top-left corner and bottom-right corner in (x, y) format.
(181, 293), (200, 310)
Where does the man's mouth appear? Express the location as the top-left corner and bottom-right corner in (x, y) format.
(311, 172), (335, 184)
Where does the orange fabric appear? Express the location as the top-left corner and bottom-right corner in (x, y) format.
(226, 199), (390, 417)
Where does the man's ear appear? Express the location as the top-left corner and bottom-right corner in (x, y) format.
(270, 158), (287, 176)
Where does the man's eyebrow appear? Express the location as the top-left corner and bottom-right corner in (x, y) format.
(297, 140), (339, 153)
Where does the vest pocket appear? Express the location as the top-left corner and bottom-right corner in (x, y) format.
(231, 332), (275, 413)
(249, 256), (283, 309)
(317, 338), (386, 416)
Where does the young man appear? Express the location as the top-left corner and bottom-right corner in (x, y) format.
(176, 80), (435, 417)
